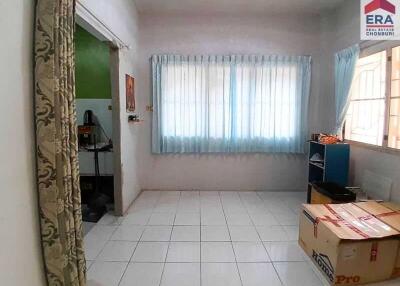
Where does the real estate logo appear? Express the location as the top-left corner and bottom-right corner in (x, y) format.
(361, 0), (400, 40)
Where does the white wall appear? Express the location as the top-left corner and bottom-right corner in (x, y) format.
(79, 0), (141, 212)
(136, 14), (324, 191)
(321, 0), (400, 202)
(0, 0), (45, 285)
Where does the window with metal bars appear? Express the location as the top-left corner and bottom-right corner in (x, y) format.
(345, 44), (400, 150)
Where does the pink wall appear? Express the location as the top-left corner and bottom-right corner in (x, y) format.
(136, 14), (325, 191)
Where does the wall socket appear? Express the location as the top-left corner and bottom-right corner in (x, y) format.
(146, 105), (153, 112)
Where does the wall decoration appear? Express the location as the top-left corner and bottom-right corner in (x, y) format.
(126, 74), (135, 112)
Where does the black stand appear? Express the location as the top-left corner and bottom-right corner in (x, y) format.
(83, 138), (113, 222)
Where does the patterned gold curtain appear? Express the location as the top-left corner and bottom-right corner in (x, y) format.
(34, 0), (86, 285)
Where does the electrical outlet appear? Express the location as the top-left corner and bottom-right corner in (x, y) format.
(108, 105), (112, 110)
(146, 105), (153, 112)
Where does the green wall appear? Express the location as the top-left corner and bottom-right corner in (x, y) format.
(75, 25), (111, 99)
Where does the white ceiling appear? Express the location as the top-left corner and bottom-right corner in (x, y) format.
(134, 0), (345, 16)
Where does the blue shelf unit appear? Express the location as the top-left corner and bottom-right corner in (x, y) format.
(307, 141), (350, 203)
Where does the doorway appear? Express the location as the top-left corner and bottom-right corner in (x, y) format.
(75, 9), (123, 232)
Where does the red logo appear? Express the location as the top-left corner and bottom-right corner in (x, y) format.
(365, 0), (396, 14)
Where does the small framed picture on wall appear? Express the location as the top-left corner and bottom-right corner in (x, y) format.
(126, 74), (135, 112)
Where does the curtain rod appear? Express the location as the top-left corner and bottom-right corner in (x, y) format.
(75, 1), (130, 50)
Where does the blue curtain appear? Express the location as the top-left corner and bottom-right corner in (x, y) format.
(334, 45), (360, 135)
(152, 55), (311, 154)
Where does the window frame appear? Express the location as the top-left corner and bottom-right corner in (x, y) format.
(344, 40), (400, 155)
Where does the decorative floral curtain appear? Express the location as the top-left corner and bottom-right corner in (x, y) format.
(34, 0), (86, 285)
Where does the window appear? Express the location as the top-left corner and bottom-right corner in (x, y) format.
(152, 55), (311, 154)
(345, 45), (400, 150)
(389, 47), (400, 149)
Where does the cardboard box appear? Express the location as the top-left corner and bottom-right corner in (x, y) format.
(299, 203), (400, 285)
(356, 201), (400, 278)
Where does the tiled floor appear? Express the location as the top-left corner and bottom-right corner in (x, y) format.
(85, 191), (400, 286)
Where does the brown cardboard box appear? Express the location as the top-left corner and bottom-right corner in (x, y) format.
(356, 201), (400, 278)
(299, 203), (400, 285)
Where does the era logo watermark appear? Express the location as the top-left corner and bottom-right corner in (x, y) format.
(361, 0), (400, 40)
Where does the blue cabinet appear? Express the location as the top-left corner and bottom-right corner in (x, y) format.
(307, 141), (350, 202)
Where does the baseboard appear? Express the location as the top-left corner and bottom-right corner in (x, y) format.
(141, 188), (306, 193)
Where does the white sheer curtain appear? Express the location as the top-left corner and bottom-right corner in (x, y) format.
(152, 55), (311, 153)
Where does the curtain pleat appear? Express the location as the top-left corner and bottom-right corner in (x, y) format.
(334, 45), (360, 135)
(34, 0), (86, 285)
(152, 55), (311, 154)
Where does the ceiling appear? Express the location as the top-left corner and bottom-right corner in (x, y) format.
(134, 0), (345, 16)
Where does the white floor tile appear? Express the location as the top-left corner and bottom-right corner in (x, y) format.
(226, 212), (253, 225)
(85, 225), (117, 241)
(140, 190), (161, 197)
(238, 263), (282, 286)
(122, 212), (151, 225)
(161, 191), (181, 196)
(229, 226), (260, 241)
(232, 242), (270, 262)
(177, 202), (200, 213)
(201, 205), (224, 214)
(87, 261), (127, 286)
(201, 211), (227, 225)
(223, 205), (247, 214)
(264, 242), (306, 262)
(154, 203), (178, 213)
(84, 225), (118, 260)
(141, 226), (172, 241)
(307, 260), (331, 286)
(84, 236), (108, 261)
(119, 263), (164, 286)
(128, 203), (156, 213)
(283, 226), (299, 241)
(84, 222), (97, 236)
(201, 226), (230, 241)
(148, 212), (176, 226)
(171, 226), (200, 241)
(181, 191), (200, 196)
(166, 242), (200, 262)
(201, 263), (242, 286)
(274, 262), (322, 286)
(220, 191), (240, 197)
(257, 226), (289, 242)
(160, 263), (200, 286)
(250, 213), (280, 226)
(273, 213), (299, 226)
(110, 225), (144, 241)
(265, 204), (294, 215)
(174, 212), (200, 225)
(131, 242), (169, 262)
(84, 191), (314, 286)
(86, 260), (94, 271)
(245, 205), (270, 214)
(201, 242), (236, 262)
(97, 213), (124, 226)
(97, 241), (137, 262)
(200, 191), (220, 196)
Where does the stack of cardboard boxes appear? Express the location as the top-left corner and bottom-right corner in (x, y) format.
(299, 202), (400, 285)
